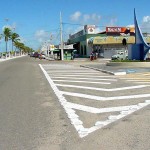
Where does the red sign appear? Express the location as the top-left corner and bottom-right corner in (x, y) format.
(106, 27), (135, 36)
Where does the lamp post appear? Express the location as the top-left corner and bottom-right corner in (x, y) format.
(60, 12), (64, 60)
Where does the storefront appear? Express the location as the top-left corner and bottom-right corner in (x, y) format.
(68, 25), (150, 58)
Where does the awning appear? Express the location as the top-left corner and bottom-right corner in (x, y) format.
(88, 36), (137, 45)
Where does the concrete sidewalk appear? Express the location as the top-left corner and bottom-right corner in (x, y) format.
(80, 61), (150, 75)
(0, 55), (27, 62)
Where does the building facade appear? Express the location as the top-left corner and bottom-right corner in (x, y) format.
(68, 25), (150, 58)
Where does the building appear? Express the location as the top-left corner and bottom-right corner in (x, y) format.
(68, 25), (150, 58)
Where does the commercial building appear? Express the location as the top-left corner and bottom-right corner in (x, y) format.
(68, 25), (150, 58)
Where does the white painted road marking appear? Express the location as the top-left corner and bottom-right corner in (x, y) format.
(40, 64), (150, 138)
(50, 74), (115, 78)
(53, 79), (111, 84)
(56, 83), (148, 91)
(61, 91), (150, 101)
(51, 76), (117, 81)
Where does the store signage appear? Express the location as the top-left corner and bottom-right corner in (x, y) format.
(106, 27), (135, 36)
(59, 44), (74, 49)
(107, 27), (122, 32)
(84, 25), (95, 34)
(63, 44), (74, 49)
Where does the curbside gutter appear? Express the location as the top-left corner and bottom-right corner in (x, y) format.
(80, 65), (126, 76)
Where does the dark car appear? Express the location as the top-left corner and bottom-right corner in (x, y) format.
(33, 52), (39, 58)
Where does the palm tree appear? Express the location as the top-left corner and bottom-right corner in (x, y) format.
(11, 32), (19, 52)
(3, 27), (11, 57)
(11, 33), (20, 56)
(14, 41), (25, 55)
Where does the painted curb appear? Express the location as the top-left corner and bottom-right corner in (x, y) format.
(80, 65), (126, 75)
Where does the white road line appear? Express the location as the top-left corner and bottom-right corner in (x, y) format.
(136, 82), (150, 84)
(127, 79), (150, 81)
(51, 75), (115, 78)
(51, 77), (117, 81)
(56, 84), (148, 91)
(47, 72), (107, 75)
(66, 102), (138, 113)
(39, 64), (150, 138)
(39, 64), (86, 138)
(46, 70), (97, 73)
(53, 80), (111, 84)
(61, 91), (150, 101)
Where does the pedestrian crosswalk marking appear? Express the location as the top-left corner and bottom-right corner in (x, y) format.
(60, 91), (150, 101)
(48, 72), (106, 75)
(51, 76), (117, 81)
(39, 64), (150, 138)
(51, 74), (115, 78)
(66, 102), (140, 113)
(53, 79), (111, 84)
(46, 70), (97, 73)
(118, 72), (150, 84)
(56, 83), (148, 91)
(127, 79), (150, 81)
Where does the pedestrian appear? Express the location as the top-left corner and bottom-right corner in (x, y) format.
(71, 51), (74, 60)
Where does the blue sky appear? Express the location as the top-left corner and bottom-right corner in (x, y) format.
(0, 0), (150, 52)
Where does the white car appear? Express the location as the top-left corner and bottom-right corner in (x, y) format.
(111, 53), (128, 60)
(39, 54), (46, 59)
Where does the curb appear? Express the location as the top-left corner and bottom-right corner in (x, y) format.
(80, 65), (126, 75)
(0, 55), (27, 62)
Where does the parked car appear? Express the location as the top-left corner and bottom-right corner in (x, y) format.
(33, 52), (39, 58)
(39, 54), (46, 59)
(111, 52), (128, 60)
(30, 52), (34, 57)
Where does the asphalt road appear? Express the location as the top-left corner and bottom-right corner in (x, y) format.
(0, 56), (150, 150)
(0, 56), (71, 150)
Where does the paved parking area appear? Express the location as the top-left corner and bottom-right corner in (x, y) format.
(40, 63), (150, 138)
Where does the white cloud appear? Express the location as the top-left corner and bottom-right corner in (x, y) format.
(109, 18), (117, 26)
(83, 14), (90, 22)
(2, 25), (11, 31)
(141, 16), (150, 33)
(34, 30), (49, 43)
(70, 12), (102, 25)
(91, 14), (101, 22)
(68, 12), (118, 36)
(143, 16), (150, 23)
(70, 11), (81, 21)
(95, 27), (103, 33)
(18, 37), (26, 43)
(127, 24), (134, 27)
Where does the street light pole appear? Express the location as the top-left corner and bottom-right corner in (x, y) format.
(60, 12), (64, 60)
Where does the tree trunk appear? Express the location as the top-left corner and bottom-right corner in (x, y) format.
(6, 41), (8, 58)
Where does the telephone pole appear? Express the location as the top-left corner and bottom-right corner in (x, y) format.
(60, 12), (64, 60)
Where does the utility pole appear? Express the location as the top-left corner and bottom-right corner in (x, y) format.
(60, 12), (64, 60)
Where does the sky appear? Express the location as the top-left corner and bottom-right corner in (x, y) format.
(0, 0), (150, 52)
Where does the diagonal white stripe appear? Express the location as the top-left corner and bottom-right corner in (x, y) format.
(53, 80), (111, 84)
(51, 77), (117, 81)
(48, 72), (108, 75)
(61, 91), (150, 101)
(66, 102), (138, 113)
(56, 84), (148, 91)
(50, 74), (115, 78)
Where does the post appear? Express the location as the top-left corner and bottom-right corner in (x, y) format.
(60, 12), (64, 60)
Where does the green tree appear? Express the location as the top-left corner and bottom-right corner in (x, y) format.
(3, 27), (12, 55)
(11, 32), (20, 52)
(14, 41), (26, 55)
